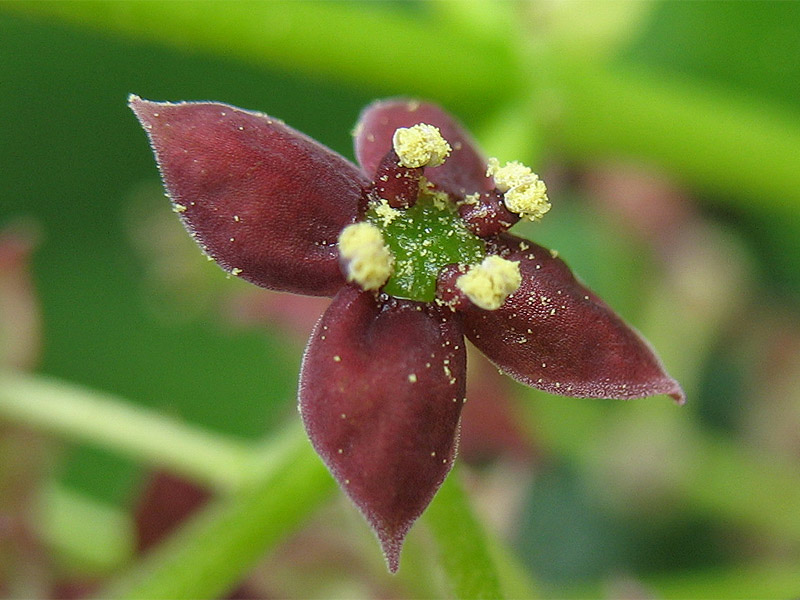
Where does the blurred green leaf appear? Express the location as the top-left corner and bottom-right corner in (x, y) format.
(624, 1), (800, 111)
(620, 1), (800, 299)
(560, 561), (800, 599)
(524, 392), (800, 548)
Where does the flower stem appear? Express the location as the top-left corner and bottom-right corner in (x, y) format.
(424, 467), (508, 600)
(2, 1), (514, 110)
(549, 58), (800, 214)
(0, 371), (252, 492)
(98, 423), (335, 600)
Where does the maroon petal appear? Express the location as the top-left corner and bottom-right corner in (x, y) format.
(462, 234), (684, 403)
(299, 285), (466, 572)
(130, 96), (368, 296)
(354, 99), (492, 198)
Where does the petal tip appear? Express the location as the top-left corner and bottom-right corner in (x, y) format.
(127, 93), (150, 112)
(668, 380), (687, 405)
(378, 528), (405, 574)
(128, 95), (161, 126)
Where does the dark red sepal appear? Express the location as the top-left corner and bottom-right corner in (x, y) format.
(298, 285), (466, 572)
(129, 96), (368, 296)
(462, 234), (685, 403)
(355, 99), (492, 198)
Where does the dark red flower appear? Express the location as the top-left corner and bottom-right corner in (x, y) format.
(130, 96), (683, 572)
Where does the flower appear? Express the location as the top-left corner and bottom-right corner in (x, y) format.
(129, 96), (684, 572)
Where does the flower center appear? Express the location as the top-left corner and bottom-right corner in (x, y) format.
(365, 187), (485, 302)
(338, 122), (541, 306)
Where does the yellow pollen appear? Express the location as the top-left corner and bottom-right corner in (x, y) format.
(372, 198), (400, 226)
(461, 192), (480, 206)
(338, 222), (394, 291)
(456, 255), (521, 310)
(392, 123), (452, 168)
(486, 157), (550, 221)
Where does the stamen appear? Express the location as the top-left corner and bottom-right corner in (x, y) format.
(371, 150), (421, 209)
(457, 189), (519, 237)
(338, 222), (394, 291)
(486, 158), (550, 222)
(392, 124), (452, 168)
(456, 255), (521, 310)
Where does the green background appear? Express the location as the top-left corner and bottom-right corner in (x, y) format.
(2, 2), (800, 598)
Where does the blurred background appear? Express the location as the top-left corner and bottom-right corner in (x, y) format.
(1, 1), (800, 598)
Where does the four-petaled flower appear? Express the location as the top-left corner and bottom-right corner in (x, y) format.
(130, 96), (683, 572)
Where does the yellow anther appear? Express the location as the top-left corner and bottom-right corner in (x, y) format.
(338, 222), (394, 291)
(392, 124), (452, 168)
(486, 157), (550, 221)
(456, 255), (521, 310)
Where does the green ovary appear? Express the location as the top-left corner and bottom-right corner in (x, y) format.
(366, 192), (486, 302)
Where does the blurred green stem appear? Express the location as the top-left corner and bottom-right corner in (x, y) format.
(8, 1), (800, 212)
(99, 422), (335, 600)
(2, 1), (515, 110)
(0, 371), (526, 597)
(0, 371), (251, 491)
(425, 468), (539, 598)
(549, 58), (800, 213)
(424, 467), (506, 600)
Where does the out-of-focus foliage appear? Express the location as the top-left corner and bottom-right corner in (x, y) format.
(1, 1), (800, 598)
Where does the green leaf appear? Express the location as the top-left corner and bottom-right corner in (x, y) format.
(623, 1), (800, 111)
(524, 391), (800, 547)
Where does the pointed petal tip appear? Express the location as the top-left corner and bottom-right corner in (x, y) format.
(369, 507), (421, 573)
(127, 95), (160, 124)
(668, 380), (687, 405)
(626, 376), (685, 404)
(128, 96), (175, 127)
(299, 288), (465, 574)
(127, 94), (150, 112)
(378, 528), (404, 574)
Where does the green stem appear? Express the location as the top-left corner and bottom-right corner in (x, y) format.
(0, 371), (252, 492)
(424, 467), (506, 600)
(99, 423), (335, 600)
(562, 561), (800, 599)
(8, 2), (800, 211)
(550, 58), (800, 213)
(3, 0), (515, 110)
(1, 371), (534, 596)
